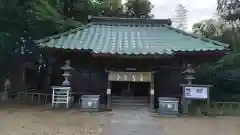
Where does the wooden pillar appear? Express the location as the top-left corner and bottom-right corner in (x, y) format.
(149, 73), (154, 112)
(106, 81), (112, 110)
(181, 85), (187, 114)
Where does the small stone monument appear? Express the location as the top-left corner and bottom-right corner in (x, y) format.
(61, 60), (73, 86)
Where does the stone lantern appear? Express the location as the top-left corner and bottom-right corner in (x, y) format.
(51, 60), (74, 108)
(182, 64), (196, 84)
(61, 60), (73, 86)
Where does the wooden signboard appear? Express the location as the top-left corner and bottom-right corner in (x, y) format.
(180, 84), (212, 115)
(108, 71), (152, 82)
(184, 86), (208, 99)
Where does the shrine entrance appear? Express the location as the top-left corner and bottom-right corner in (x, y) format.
(111, 81), (150, 98)
(106, 71), (155, 111)
(111, 82), (150, 97)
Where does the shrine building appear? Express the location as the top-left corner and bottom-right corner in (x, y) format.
(35, 16), (228, 110)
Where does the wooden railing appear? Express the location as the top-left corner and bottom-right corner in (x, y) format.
(16, 91), (51, 104)
(14, 90), (84, 105)
(0, 89), (49, 104)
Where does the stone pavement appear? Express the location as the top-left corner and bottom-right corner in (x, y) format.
(102, 108), (165, 135)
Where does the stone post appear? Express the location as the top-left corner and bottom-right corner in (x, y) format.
(150, 89), (155, 112)
(149, 74), (154, 112)
(106, 81), (112, 110)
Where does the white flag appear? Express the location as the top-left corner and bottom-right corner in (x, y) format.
(117, 74), (120, 80)
(124, 74), (127, 80)
(140, 74), (143, 81)
(132, 74), (136, 81)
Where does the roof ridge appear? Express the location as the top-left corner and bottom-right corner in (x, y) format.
(89, 16), (172, 25)
(35, 24), (92, 44)
(163, 24), (229, 48)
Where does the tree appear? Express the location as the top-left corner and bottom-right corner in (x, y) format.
(192, 19), (226, 39)
(173, 4), (188, 30)
(88, 0), (125, 17)
(192, 18), (240, 101)
(56, 0), (155, 21)
(217, 0), (240, 21)
(0, 0), (81, 64)
(0, 0), (39, 58)
(53, 0), (125, 22)
(192, 19), (240, 51)
(31, 0), (81, 33)
(124, 0), (154, 18)
(216, 0), (240, 54)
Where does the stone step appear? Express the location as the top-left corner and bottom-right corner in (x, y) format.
(112, 103), (148, 106)
(112, 99), (148, 103)
(112, 104), (148, 108)
(112, 100), (148, 103)
(112, 100), (148, 107)
(112, 105), (149, 109)
(111, 96), (148, 100)
(111, 96), (149, 108)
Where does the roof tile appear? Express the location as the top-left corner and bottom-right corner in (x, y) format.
(36, 17), (228, 55)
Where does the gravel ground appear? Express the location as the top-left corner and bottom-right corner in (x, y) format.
(154, 116), (240, 135)
(0, 104), (110, 135)
(0, 104), (240, 135)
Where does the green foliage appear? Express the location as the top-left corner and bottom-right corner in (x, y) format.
(195, 51), (240, 101)
(195, 60), (240, 101)
(58, 0), (154, 21)
(31, 0), (81, 32)
(192, 19), (240, 51)
(217, 0), (240, 21)
(0, 0), (81, 60)
(192, 16), (240, 101)
(0, 0), (35, 58)
(124, 0), (154, 18)
(87, 0), (125, 17)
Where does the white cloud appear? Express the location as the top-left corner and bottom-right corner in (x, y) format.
(122, 0), (217, 31)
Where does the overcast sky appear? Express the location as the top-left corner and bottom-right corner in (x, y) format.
(122, 0), (217, 31)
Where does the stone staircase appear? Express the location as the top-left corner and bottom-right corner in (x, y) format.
(112, 96), (149, 108)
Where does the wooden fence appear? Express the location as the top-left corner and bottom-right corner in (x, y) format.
(210, 102), (240, 116)
(17, 91), (51, 104)
(13, 90), (84, 105)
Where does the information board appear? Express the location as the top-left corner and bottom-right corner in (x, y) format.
(184, 86), (208, 99)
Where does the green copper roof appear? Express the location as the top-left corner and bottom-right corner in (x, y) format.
(36, 17), (228, 55)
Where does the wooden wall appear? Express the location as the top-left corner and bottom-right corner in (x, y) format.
(46, 50), (225, 104)
(48, 52), (184, 102)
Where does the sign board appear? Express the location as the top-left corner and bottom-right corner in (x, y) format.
(184, 86), (208, 99)
(108, 71), (152, 82)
